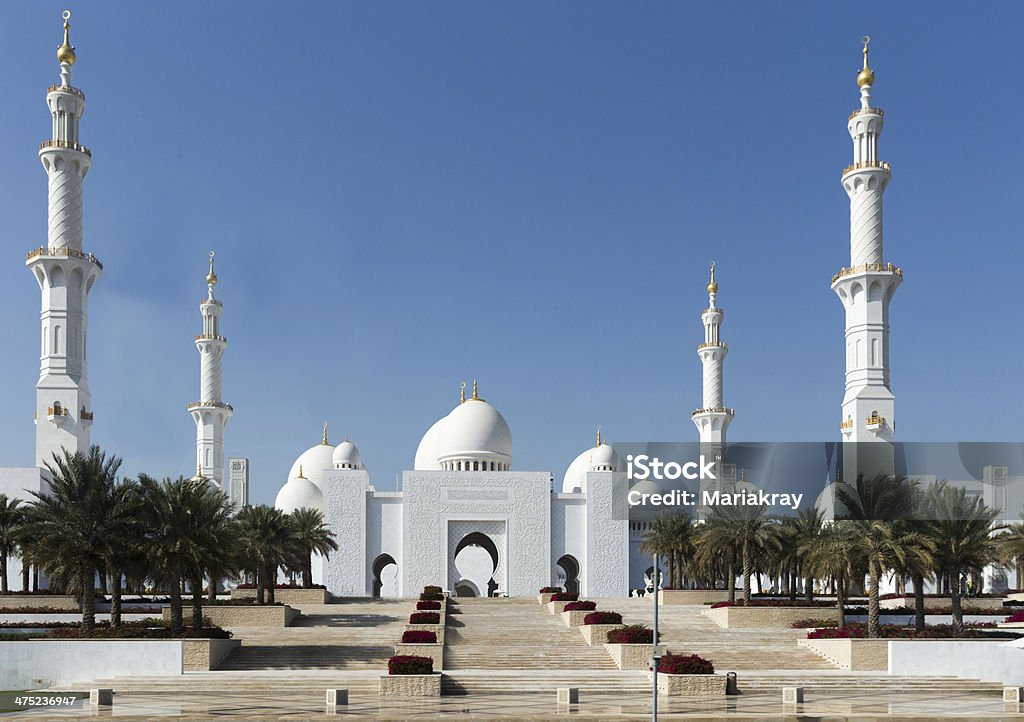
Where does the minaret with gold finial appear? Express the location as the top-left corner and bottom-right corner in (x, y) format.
(692, 262), (733, 447)
(28, 11), (101, 468)
(832, 37), (900, 476)
(189, 251), (232, 487)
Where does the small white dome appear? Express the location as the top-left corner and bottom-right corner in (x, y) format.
(287, 442), (336, 490)
(437, 398), (512, 465)
(629, 477), (664, 497)
(275, 474), (323, 513)
(414, 417), (445, 471)
(561, 442), (624, 493)
(332, 439), (362, 470)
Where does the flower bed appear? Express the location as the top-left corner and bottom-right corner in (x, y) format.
(48, 619), (232, 639)
(0, 595), (79, 611)
(563, 601), (597, 612)
(658, 653), (714, 675)
(550, 592), (578, 602)
(808, 623), (997, 639)
(419, 592), (444, 601)
(584, 611), (622, 625)
(704, 605), (842, 629)
(401, 630), (437, 644)
(388, 654), (432, 675)
(1005, 611), (1024, 623)
(607, 624), (655, 644)
(711, 599), (835, 609)
(409, 612), (440, 625)
(416, 600), (441, 611)
(539, 586), (561, 594)
(423, 586), (443, 595)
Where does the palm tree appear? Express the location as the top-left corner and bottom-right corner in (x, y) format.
(779, 508), (825, 601)
(704, 504), (779, 604)
(236, 505), (293, 604)
(139, 475), (233, 634)
(921, 481), (1000, 632)
(287, 507), (338, 588)
(0, 495), (24, 594)
(103, 479), (145, 628)
(182, 482), (237, 628)
(802, 520), (857, 627)
(20, 447), (123, 630)
(693, 522), (738, 602)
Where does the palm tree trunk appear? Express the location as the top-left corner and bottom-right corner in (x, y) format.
(80, 564), (96, 631)
(804, 575), (814, 603)
(742, 541), (752, 605)
(726, 555), (736, 603)
(950, 566), (964, 632)
(867, 560), (881, 638)
(0, 554), (8, 594)
(109, 566), (122, 628)
(911, 572), (925, 632)
(256, 567), (266, 605)
(191, 575), (204, 629)
(169, 571), (184, 636)
(97, 562), (108, 595)
(207, 576), (218, 603)
(303, 555), (313, 589)
(21, 559), (29, 592)
(837, 574), (847, 626)
(266, 564), (276, 604)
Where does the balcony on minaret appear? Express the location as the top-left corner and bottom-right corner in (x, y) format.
(46, 402), (68, 425)
(865, 413), (886, 432)
(188, 401), (234, 412)
(840, 418), (854, 435)
(697, 341), (728, 350)
(692, 406), (735, 418)
(80, 407), (93, 425)
(195, 334), (227, 342)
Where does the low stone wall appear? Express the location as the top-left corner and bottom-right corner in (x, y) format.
(561, 610), (592, 627)
(605, 643), (652, 670)
(889, 639), (1024, 685)
(703, 605), (841, 629)
(394, 642), (443, 670)
(0, 639), (183, 689)
(658, 590), (731, 606)
(162, 604), (299, 628)
(879, 596), (1007, 611)
(230, 588), (329, 605)
(579, 624), (621, 646)
(1008, 592), (1024, 602)
(651, 672), (727, 696)
(797, 638), (888, 670)
(0, 594), (79, 610)
(538, 592), (557, 605)
(379, 673), (442, 697)
(182, 638), (241, 671)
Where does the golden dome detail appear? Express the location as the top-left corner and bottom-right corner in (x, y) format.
(706, 261), (718, 294)
(206, 251), (218, 286)
(857, 35), (875, 88)
(57, 11), (76, 66)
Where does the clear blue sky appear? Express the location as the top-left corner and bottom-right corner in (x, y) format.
(0, 2), (1021, 504)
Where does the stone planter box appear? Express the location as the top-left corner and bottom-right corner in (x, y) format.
(579, 624), (622, 646)
(182, 638), (241, 671)
(547, 600), (580, 615)
(395, 642), (443, 670)
(230, 587), (329, 605)
(798, 638), (889, 671)
(538, 592), (557, 605)
(0, 595), (79, 611)
(879, 596), (1007, 611)
(605, 643), (654, 670)
(406, 623), (445, 643)
(703, 605), (841, 629)
(1008, 592), (1024, 602)
(561, 609), (594, 627)
(162, 604), (299, 628)
(651, 672), (727, 697)
(658, 590), (732, 606)
(379, 673), (442, 697)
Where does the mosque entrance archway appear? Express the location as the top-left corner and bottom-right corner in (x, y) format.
(372, 553), (399, 598)
(448, 522), (506, 597)
(556, 554), (580, 595)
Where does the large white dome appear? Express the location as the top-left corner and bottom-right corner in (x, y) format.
(287, 442), (336, 490)
(561, 442), (624, 493)
(414, 417), (445, 471)
(332, 439), (363, 470)
(275, 473), (323, 513)
(414, 387), (513, 471)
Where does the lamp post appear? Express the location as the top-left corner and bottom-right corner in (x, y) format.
(651, 551), (660, 721)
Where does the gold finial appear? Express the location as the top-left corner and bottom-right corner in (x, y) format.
(460, 381), (466, 404)
(57, 11), (76, 66)
(196, 463), (203, 478)
(706, 261), (718, 294)
(857, 35), (875, 88)
(595, 425), (602, 448)
(297, 465), (306, 479)
(472, 380), (479, 400)
(206, 251), (218, 286)
(321, 422), (329, 445)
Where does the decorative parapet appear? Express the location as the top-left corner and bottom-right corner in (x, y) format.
(46, 83), (85, 98)
(865, 414), (886, 430)
(697, 341), (728, 350)
(691, 406), (735, 417)
(188, 401), (234, 411)
(26, 246), (103, 270)
(841, 160), (890, 176)
(848, 106), (884, 120)
(39, 139), (91, 157)
(831, 262), (902, 284)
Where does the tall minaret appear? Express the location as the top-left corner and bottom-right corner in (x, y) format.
(188, 252), (232, 487)
(27, 11), (101, 468)
(692, 263), (733, 461)
(831, 37), (901, 478)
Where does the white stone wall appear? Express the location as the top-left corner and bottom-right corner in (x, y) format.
(551, 494), (587, 591)
(584, 472), (629, 597)
(321, 469), (369, 597)
(402, 471), (551, 597)
(366, 492), (403, 597)
(0, 640), (184, 689)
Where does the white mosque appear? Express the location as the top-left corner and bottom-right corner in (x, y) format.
(1, 21), (1020, 596)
